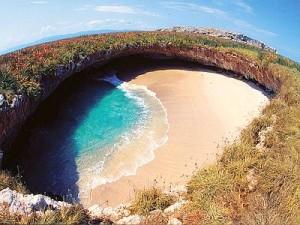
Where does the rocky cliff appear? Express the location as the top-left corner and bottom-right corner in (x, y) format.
(0, 188), (70, 215)
(1, 30), (299, 224)
(158, 27), (276, 52)
(0, 42), (281, 158)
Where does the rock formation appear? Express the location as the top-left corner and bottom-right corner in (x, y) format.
(0, 41), (280, 156)
(0, 188), (70, 215)
(0, 29), (293, 224)
(158, 27), (276, 52)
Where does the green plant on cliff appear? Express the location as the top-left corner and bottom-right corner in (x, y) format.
(0, 205), (92, 225)
(0, 31), (276, 98)
(184, 60), (300, 224)
(130, 187), (175, 215)
(0, 69), (19, 92)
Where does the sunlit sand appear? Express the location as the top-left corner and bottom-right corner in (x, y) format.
(88, 68), (269, 207)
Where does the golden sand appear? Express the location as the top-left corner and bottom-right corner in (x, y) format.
(87, 68), (269, 207)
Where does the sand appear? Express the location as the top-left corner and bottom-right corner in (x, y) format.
(87, 68), (269, 207)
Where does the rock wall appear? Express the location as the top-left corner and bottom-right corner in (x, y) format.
(0, 44), (281, 160)
(0, 188), (70, 215)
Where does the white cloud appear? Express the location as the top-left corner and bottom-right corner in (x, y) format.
(85, 18), (152, 30)
(233, 19), (277, 36)
(212, 0), (253, 14)
(86, 19), (127, 27)
(39, 25), (56, 34)
(161, 1), (276, 37)
(161, 1), (226, 16)
(74, 4), (92, 11)
(31, 1), (48, 4)
(94, 4), (159, 17)
(95, 5), (136, 14)
(234, 0), (253, 14)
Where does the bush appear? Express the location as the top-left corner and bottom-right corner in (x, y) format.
(0, 205), (91, 225)
(0, 69), (18, 92)
(1, 31), (300, 224)
(0, 170), (27, 194)
(130, 187), (175, 215)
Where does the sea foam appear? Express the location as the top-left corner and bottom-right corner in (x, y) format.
(77, 74), (169, 202)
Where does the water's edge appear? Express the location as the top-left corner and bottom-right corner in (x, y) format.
(78, 74), (169, 202)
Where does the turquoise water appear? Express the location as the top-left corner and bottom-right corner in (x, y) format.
(6, 74), (168, 202)
(73, 82), (144, 158)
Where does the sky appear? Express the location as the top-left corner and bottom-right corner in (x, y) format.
(0, 0), (299, 62)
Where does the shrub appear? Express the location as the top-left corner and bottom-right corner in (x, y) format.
(0, 205), (91, 225)
(130, 187), (175, 215)
(0, 69), (18, 92)
(1, 31), (300, 224)
(0, 170), (27, 194)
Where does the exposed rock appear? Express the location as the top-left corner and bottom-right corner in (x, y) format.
(164, 200), (187, 214)
(168, 217), (183, 225)
(246, 169), (258, 191)
(141, 210), (168, 225)
(0, 149), (3, 168)
(0, 94), (5, 107)
(102, 207), (118, 218)
(0, 188), (70, 215)
(163, 185), (187, 197)
(158, 27), (276, 52)
(116, 214), (143, 225)
(88, 203), (131, 221)
(0, 32), (281, 157)
(150, 209), (163, 215)
(88, 204), (104, 218)
(118, 205), (131, 218)
(256, 123), (274, 150)
(10, 94), (22, 108)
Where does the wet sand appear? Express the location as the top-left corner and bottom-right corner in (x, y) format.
(87, 68), (269, 207)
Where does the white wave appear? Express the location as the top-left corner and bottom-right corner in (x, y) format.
(77, 74), (169, 202)
(97, 74), (123, 86)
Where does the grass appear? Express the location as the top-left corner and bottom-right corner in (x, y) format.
(0, 31), (286, 97)
(184, 67), (300, 224)
(0, 30), (300, 224)
(141, 212), (168, 225)
(0, 172), (102, 225)
(0, 205), (92, 225)
(0, 170), (27, 194)
(130, 187), (175, 215)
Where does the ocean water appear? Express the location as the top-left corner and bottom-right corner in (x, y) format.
(7, 74), (168, 202)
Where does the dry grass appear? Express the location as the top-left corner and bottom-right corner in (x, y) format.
(0, 170), (27, 194)
(1, 31), (300, 224)
(140, 210), (168, 225)
(185, 60), (300, 224)
(0, 205), (93, 225)
(130, 187), (175, 216)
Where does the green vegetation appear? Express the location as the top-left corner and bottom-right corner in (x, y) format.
(0, 205), (92, 225)
(0, 172), (96, 224)
(130, 187), (174, 215)
(184, 61), (300, 224)
(2, 31), (299, 97)
(0, 31), (300, 224)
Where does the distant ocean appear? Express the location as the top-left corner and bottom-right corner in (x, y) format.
(0, 29), (131, 55)
(7, 73), (168, 202)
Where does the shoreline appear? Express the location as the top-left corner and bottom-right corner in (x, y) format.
(78, 77), (169, 202)
(85, 68), (269, 207)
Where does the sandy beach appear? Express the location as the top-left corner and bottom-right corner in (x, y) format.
(87, 68), (269, 207)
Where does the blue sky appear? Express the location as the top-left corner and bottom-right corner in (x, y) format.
(0, 0), (299, 62)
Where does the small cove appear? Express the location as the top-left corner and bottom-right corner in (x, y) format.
(4, 67), (168, 202)
(3, 57), (269, 206)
